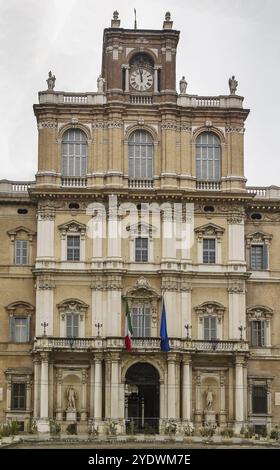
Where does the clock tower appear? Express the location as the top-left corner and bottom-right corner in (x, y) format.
(102, 11), (180, 104)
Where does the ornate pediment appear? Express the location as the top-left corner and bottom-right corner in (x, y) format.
(194, 302), (225, 320)
(246, 305), (273, 321)
(5, 301), (35, 316)
(126, 221), (157, 237)
(57, 298), (89, 316)
(245, 231), (272, 244)
(7, 226), (36, 241)
(194, 223), (225, 239)
(124, 277), (161, 301)
(58, 220), (87, 238)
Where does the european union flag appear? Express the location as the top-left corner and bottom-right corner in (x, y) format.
(160, 298), (170, 352)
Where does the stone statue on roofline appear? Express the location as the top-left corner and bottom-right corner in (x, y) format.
(47, 71), (56, 90)
(229, 75), (238, 95)
(179, 76), (188, 94)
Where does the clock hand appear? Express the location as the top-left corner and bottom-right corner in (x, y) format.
(139, 68), (143, 82)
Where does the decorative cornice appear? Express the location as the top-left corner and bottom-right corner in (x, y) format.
(161, 122), (191, 132)
(38, 120), (57, 130)
(225, 127), (245, 134)
(92, 121), (123, 130)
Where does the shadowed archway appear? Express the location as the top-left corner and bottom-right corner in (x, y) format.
(125, 362), (160, 434)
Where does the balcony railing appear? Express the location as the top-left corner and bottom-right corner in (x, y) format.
(188, 339), (249, 352)
(34, 336), (248, 353)
(128, 179), (154, 189)
(196, 180), (221, 191)
(247, 186), (280, 199)
(61, 177), (87, 188)
(0, 180), (35, 193)
(129, 95), (153, 105)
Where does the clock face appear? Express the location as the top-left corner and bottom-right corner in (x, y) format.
(130, 68), (153, 91)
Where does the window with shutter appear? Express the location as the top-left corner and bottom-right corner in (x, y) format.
(203, 316), (217, 340)
(203, 238), (216, 264)
(131, 305), (151, 337)
(252, 385), (267, 414)
(15, 240), (28, 265)
(62, 129), (87, 177)
(135, 237), (148, 262)
(196, 132), (221, 181)
(67, 236), (80, 261)
(12, 383), (26, 410)
(128, 130), (153, 180)
(251, 320), (266, 347)
(66, 313), (79, 337)
(251, 245), (264, 270)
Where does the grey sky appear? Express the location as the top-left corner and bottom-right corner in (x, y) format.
(0, 0), (279, 185)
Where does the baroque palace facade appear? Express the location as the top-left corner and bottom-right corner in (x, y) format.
(0, 12), (280, 435)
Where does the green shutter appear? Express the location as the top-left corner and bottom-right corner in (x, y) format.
(27, 316), (31, 343)
(262, 244), (268, 269)
(9, 316), (15, 341)
(261, 320), (266, 347)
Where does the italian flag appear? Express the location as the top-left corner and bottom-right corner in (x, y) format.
(125, 302), (133, 351)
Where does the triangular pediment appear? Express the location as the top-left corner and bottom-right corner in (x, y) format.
(194, 223), (225, 235)
(58, 220), (87, 233)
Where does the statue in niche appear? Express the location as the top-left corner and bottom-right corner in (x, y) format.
(205, 387), (214, 411)
(66, 385), (77, 410)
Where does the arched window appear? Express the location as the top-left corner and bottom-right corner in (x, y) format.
(196, 132), (221, 180)
(128, 130), (153, 180)
(62, 129), (87, 177)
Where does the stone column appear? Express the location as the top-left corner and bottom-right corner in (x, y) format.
(90, 360), (95, 418)
(33, 358), (41, 419)
(6, 377), (12, 411)
(37, 353), (50, 433)
(49, 361), (54, 419)
(94, 354), (103, 422)
(123, 65), (130, 92)
(81, 370), (88, 421)
(235, 356), (244, 432)
(40, 354), (49, 419)
(167, 354), (177, 419)
(219, 372), (227, 426)
(154, 66), (159, 92)
(26, 379), (32, 412)
(55, 369), (63, 421)
(160, 379), (165, 426)
(182, 355), (192, 422)
(105, 355), (111, 419)
(194, 372), (202, 426)
(110, 353), (120, 419)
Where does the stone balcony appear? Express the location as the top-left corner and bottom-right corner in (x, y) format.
(177, 94), (244, 109)
(33, 336), (249, 354)
(38, 91), (107, 105)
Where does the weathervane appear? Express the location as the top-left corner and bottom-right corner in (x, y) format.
(134, 8), (137, 29)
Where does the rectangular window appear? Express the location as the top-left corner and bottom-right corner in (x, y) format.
(67, 236), (80, 261)
(251, 245), (268, 270)
(131, 306), (151, 337)
(15, 240), (28, 265)
(203, 238), (216, 264)
(66, 313), (79, 338)
(252, 385), (267, 414)
(204, 316), (217, 340)
(12, 383), (26, 410)
(251, 320), (266, 347)
(14, 317), (29, 343)
(135, 237), (148, 262)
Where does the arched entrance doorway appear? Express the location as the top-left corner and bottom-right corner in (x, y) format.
(125, 362), (160, 434)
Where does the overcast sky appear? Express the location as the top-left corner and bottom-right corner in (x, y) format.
(0, 0), (279, 186)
